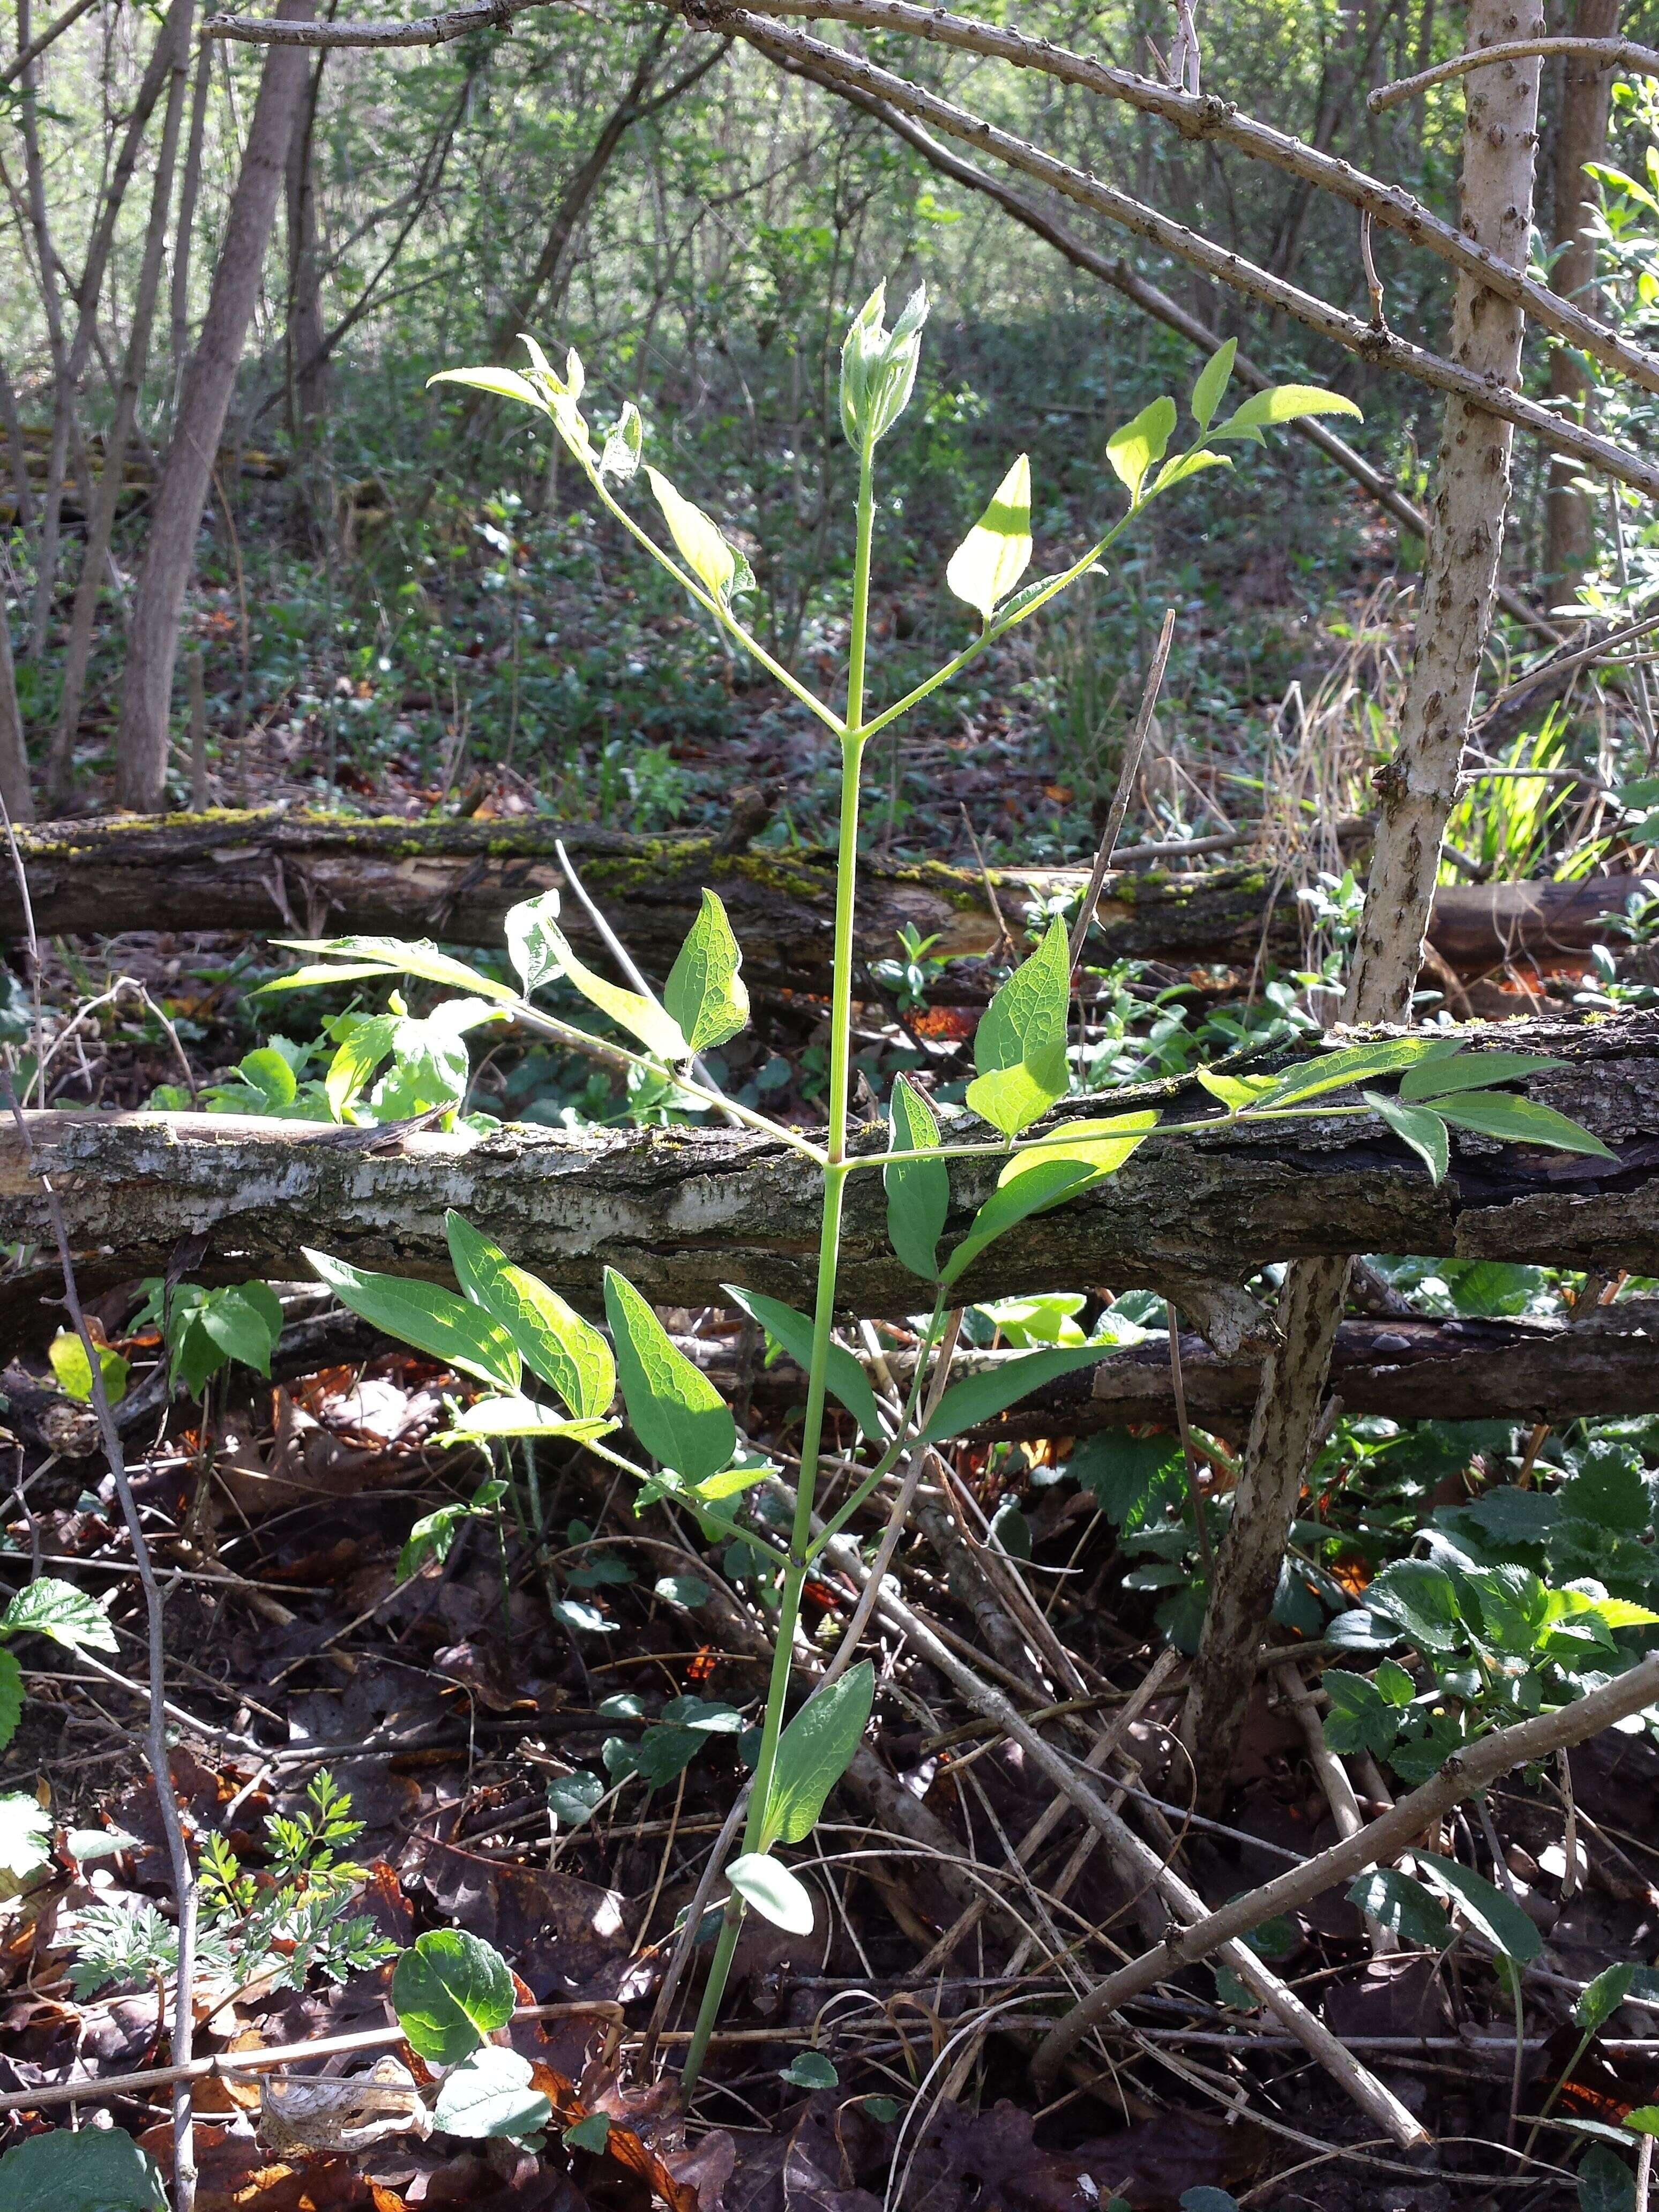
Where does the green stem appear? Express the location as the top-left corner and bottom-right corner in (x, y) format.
(682, 440), (877, 2095)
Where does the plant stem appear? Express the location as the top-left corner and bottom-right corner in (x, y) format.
(682, 439), (877, 2095)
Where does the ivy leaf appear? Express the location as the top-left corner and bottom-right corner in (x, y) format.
(885, 1074), (948, 1281)
(604, 1268), (735, 1484)
(446, 1213), (615, 1417)
(966, 917), (1071, 1136)
(547, 1771), (605, 1829)
(305, 1251), (521, 1391)
(946, 453), (1033, 624)
(666, 890), (750, 1053)
(723, 1285), (882, 1438)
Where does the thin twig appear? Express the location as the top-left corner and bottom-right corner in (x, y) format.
(1068, 606), (1177, 966)
(1371, 33), (1659, 110)
(1165, 1309), (1214, 1582)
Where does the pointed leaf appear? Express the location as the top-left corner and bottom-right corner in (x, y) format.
(1191, 339), (1237, 430)
(723, 1286), (883, 1438)
(1435, 1092), (1613, 1159)
(1577, 1961), (1636, 2032)
(428, 365), (550, 413)
(920, 1327), (1145, 1444)
(1107, 395), (1177, 499)
(276, 935), (515, 1002)
(1365, 1091), (1450, 1184)
(942, 1111), (1157, 1287)
(946, 454), (1033, 624)
(446, 1213), (615, 1416)
(760, 1661), (875, 1849)
(504, 891), (686, 1059)
(1214, 385), (1363, 440)
(1399, 1048), (1562, 1102)
(304, 1250), (521, 1390)
(665, 890), (749, 1052)
(728, 1851), (815, 1934)
(885, 1074), (949, 1281)
(966, 917), (1071, 1135)
(646, 467), (750, 605)
(1346, 1867), (1452, 1948)
(600, 400), (644, 482)
(1245, 1036), (1452, 1111)
(1417, 1851), (1542, 1963)
(604, 1268), (735, 1483)
(442, 1400), (616, 1444)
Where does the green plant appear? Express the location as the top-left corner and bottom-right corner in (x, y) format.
(0, 1576), (118, 1772)
(0, 2126), (167, 2212)
(283, 287), (1609, 2087)
(131, 1277), (284, 1398)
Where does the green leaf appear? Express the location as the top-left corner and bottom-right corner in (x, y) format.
(446, 1213), (615, 1417)
(547, 1770), (605, 1829)
(946, 453), (1033, 624)
(432, 2047), (551, 2140)
(1364, 1559), (1466, 1653)
(390, 1927), (514, 2064)
(782, 2051), (839, 2088)
(2, 1577), (117, 1654)
(238, 1046), (298, 1109)
(1365, 1091), (1450, 1184)
(564, 2112), (613, 2154)
(276, 935), (515, 1002)
(200, 1287), (281, 1378)
(600, 400), (644, 482)
(920, 1327), (1145, 1444)
(1346, 1867), (1452, 1948)
(429, 364), (550, 413)
(646, 467), (753, 607)
(305, 1250), (521, 1391)
(1150, 447), (1233, 494)
(723, 1285), (882, 1438)
(1321, 1670), (1402, 1759)
(1627, 2109), (1659, 2138)
(0, 2126), (168, 2212)
(728, 1851), (815, 1934)
(760, 1662), (875, 1850)
(0, 1648), (22, 1751)
(1417, 1851), (1543, 1963)
(442, 1400), (615, 1444)
(604, 1267), (735, 1483)
(1398, 1048), (1562, 1102)
(0, 1789), (51, 1880)
(1578, 1961), (1636, 2032)
(966, 916), (1071, 1136)
(503, 891), (687, 1059)
(1246, 1036), (1450, 1111)
(666, 890), (750, 1053)
(839, 278), (928, 449)
(1578, 2142), (1635, 2212)
(398, 1500), (468, 1580)
(654, 1574), (712, 1609)
(1434, 1091), (1614, 1159)
(941, 1113), (1158, 1288)
(1106, 395), (1177, 500)
(47, 1331), (128, 1406)
(1213, 384), (1363, 443)
(885, 1074), (948, 1281)
(1190, 339), (1237, 430)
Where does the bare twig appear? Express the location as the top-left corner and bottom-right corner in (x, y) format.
(0, 0), (101, 89)
(1166, 1310), (1215, 1582)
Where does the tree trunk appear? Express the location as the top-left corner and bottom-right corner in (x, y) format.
(0, 1007), (1651, 1328)
(48, 0), (194, 808)
(0, 810), (1632, 985)
(0, 593), (33, 825)
(115, 0), (318, 812)
(1543, 0), (1619, 592)
(1187, 0), (1545, 1805)
(285, 52), (328, 434)
(168, 34), (214, 410)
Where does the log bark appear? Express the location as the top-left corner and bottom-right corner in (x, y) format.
(0, 1010), (1654, 1328)
(0, 811), (1638, 989)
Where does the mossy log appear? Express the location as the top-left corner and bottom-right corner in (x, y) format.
(0, 810), (1637, 997)
(0, 1012), (1654, 1332)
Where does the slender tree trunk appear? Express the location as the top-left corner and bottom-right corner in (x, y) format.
(169, 33), (214, 414)
(1543, 0), (1619, 591)
(17, 0), (74, 662)
(1186, 0), (1545, 1807)
(0, 579), (33, 823)
(48, 0), (193, 806)
(0, 351), (33, 529)
(284, 51), (328, 434)
(115, 0), (317, 812)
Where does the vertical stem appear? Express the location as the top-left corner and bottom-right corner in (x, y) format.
(682, 442), (876, 2094)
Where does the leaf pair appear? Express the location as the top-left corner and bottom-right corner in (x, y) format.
(1364, 1044), (1611, 1185)
(727, 1660), (878, 1938)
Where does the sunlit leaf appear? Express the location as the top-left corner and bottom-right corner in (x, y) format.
(1365, 1090), (1450, 1184)
(885, 1074), (949, 1282)
(1106, 395), (1176, 499)
(920, 1324), (1145, 1442)
(1190, 338), (1237, 430)
(446, 1213), (615, 1416)
(604, 1268), (735, 1483)
(728, 1851), (815, 1933)
(759, 1661), (875, 1848)
(305, 1250), (521, 1390)
(966, 917), (1071, 1136)
(723, 1285), (882, 1438)
(504, 890), (687, 1059)
(946, 453), (1033, 624)
(666, 890), (750, 1053)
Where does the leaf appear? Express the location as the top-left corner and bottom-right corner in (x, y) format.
(432, 2046), (551, 2140)
(503, 891), (687, 1059)
(0, 2126), (168, 2212)
(1364, 1558), (1466, 1653)
(666, 890), (750, 1052)
(1434, 1090), (1614, 1159)
(1106, 394), (1177, 500)
(443, 1400), (615, 1444)
(564, 2112), (614, 2153)
(760, 1662), (875, 1850)
(966, 916), (1071, 1136)
(1212, 384), (1363, 442)
(885, 1074), (949, 1281)
(391, 1927), (514, 2064)
(429, 365), (550, 413)
(1365, 1091), (1449, 1184)
(1190, 338), (1237, 430)
(1577, 1961), (1637, 2032)
(547, 1770), (605, 1829)
(1321, 1670), (1402, 1758)
(1398, 1048), (1562, 1102)
(782, 2051), (839, 2088)
(1346, 1867), (1453, 1948)
(1246, 1036), (1451, 1111)
(604, 1267), (735, 1483)
(723, 1285), (882, 1438)
(1628, 2109), (1659, 2137)
(839, 278), (928, 449)
(646, 467), (752, 607)
(2, 1577), (117, 1654)
(600, 400), (644, 482)
(199, 1287), (281, 1377)
(446, 1213), (615, 1416)
(655, 1574), (712, 1609)
(0, 1789), (51, 1880)
(941, 1113), (1157, 1287)
(1578, 2142), (1635, 2212)
(47, 1331), (128, 1406)
(1417, 1851), (1543, 1963)
(0, 1648), (21, 1751)
(728, 1851), (815, 1934)
(305, 1250), (521, 1391)
(946, 453), (1033, 624)
(238, 1046), (298, 1109)
(920, 1327), (1145, 1444)
(276, 935), (515, 1002)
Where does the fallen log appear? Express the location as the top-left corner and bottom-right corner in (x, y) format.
(1, 1011), (1655, 1328)
(0, 811), (1643, 996)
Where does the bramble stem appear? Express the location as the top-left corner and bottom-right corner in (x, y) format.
(682, 438), (878, 2094)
